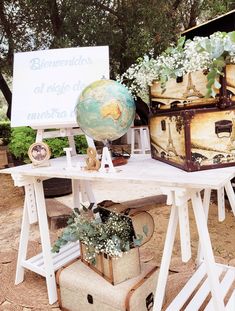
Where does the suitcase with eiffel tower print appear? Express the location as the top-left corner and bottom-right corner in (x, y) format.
(149, 64), (235, 171)
(149, 107), (235, 171)
(150, 65), (235, 113)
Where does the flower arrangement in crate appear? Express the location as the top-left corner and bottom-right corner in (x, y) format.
(52, 205), (147, 284)
(117, 31), (235, 109)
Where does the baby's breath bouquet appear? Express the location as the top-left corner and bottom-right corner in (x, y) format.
(117, 31), (235, 104)
(52, 205), (143, 265)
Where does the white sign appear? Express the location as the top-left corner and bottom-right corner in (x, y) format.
(11, 46), (109, 127)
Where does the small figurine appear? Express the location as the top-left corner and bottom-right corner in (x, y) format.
(85, 147), (100, 171)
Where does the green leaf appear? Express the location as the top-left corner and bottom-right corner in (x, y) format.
(143, 224), (148, 236)
(228, 31), (235, 43)
(205, 88), (212, 98)
(214, 79), (221, 89)
(213, 58), (226, 69)
(206, 79), (214, 88)
(177, 36), (185, 49)
(211, 88), (217, 98)
(207, 70), (216, 80)
(133, 238), (142, 246)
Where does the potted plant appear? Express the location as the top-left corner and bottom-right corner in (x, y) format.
(117, 31), (235, 106)
(52, 205), (145, 284)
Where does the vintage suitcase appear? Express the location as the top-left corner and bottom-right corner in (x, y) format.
(149, 61), (235, 171)
(149, 106), (235, 171)
(150, 65), (235, 113)
(80, 243), (141, 285)
(79, 206), (144, 285)
(56, 259), (159, 311)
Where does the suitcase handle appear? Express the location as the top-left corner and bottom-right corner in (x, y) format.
(146, 292), (154, 310)
(215, 120), (232, 138)
(87, 294), (93, 304)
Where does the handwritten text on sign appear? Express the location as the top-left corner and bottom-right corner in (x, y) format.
(11, 46), (109, 127)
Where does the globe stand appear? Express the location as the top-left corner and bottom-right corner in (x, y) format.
(99, 141), (116, 173)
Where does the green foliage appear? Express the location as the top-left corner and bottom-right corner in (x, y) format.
(8, 126), (88, 163)
(74, 135), (88, 154)
(0, 106), (8, 122)
(44, 137), (70, 159)
(45, 135), (88, 158)
(119, 31), (235, 102)
(8, 127), (36, 163)
(0, 121), (11, 145)
(52, 206), (143, 265)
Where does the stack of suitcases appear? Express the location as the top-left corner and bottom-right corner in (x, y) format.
(149, 10), (235, 172)
(56, 206), (159, 311)
(149, 64), (235, 172)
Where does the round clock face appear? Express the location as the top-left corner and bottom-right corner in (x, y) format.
(28, 142), (51, 164)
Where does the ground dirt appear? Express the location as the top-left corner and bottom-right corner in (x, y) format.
(0, 174), (234, 310)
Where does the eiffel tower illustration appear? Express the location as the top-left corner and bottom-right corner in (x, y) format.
(183, 72), (203, 99)
(166, 122), (177, 156)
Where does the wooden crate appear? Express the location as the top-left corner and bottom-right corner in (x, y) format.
(149, 105), (235, 171)
(56, 259), (159, 311)
(80, 243), (141, 285)
(150, 65), (235, 113)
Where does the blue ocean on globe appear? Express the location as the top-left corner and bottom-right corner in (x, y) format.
(76, 79), (135, 142)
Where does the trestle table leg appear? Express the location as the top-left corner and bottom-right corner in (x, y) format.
(196, 188), (211, 266)
(153, 191), (179, 311)
(178, 200), (191, 262)
(217, 187), (225, 221)
(190, 190), (226, 311)
(225, 181), (235, 217)
(34, 178), (57, 305)
(15, 199), (30, 284)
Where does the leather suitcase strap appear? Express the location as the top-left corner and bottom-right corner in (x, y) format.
(125, 266), (158, 311)
(56, 257), (80, 310)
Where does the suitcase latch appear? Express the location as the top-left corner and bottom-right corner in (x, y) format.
(161, 120), (166, 131)
(146, 292), (154, 310)
(87, 294), (93, 304)
(215, 120), (233, 138)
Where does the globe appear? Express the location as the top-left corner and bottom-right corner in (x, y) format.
(76, 79), (135, 142)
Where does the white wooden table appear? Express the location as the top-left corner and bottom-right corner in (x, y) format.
(1, 154), (235, 310)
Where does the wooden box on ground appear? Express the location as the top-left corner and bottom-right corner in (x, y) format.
(46, 198), (72, 230)
(149, 106), (235, 171)
(56, 259), (159, 311)
(80, 243), (141, 285)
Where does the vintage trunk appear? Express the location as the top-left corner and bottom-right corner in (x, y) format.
(56, 259), (159, 311)
(79, 206), (142, 285)
(149, 106), (235, 171)
(80, 243), (141, 285)
(150, 65), (235, 112)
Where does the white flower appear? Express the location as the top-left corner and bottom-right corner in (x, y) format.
(117, 31), (235, 103)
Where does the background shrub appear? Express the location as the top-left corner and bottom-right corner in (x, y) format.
(8, 126), (88, 163)
(0, 121), (11, 145)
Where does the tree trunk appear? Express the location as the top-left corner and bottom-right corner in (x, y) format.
(135, 97), (149, 125)
(0, 72), (12, 119)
